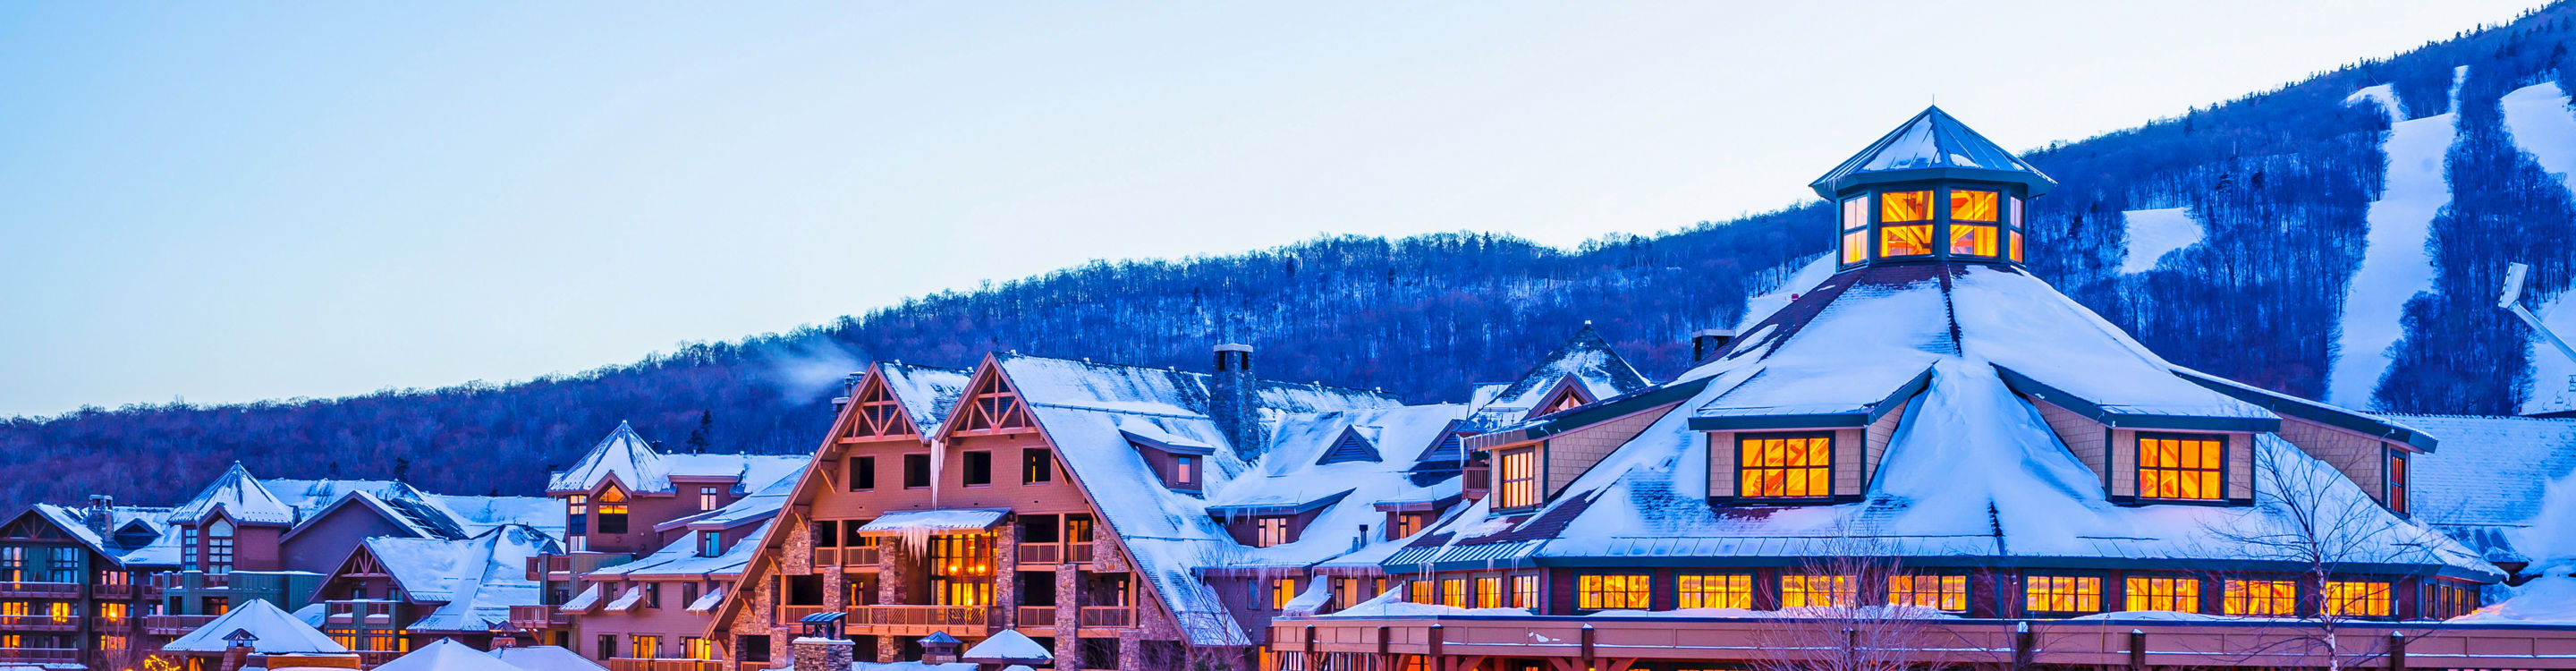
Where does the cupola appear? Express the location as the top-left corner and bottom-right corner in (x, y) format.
(1809, 106), (2056, 268)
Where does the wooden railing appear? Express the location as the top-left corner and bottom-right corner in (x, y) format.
(1017, 606), (1057, 628)
(811, 546), (881, 567)
(0, 582), (78, 598)
(1067, 543), (1096, 564)
(606, 658), (724, 671)
(1016, 542), (1062, 565)
(777, 605), (830, 623)
(507, 605), (569, 628)
(1079, 606), (1135, 628)
(0, 648), (78, 662)
(0, 615), (80, 631)
(325, 600), (397, 625)
(94, 583), (148, 599)
(143, 614), (219, 635)
(848, 605), (992, 633)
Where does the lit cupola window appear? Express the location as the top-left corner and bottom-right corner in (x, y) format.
(1810, 106), (2055, 268)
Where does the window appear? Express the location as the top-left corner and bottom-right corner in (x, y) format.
(45, 601), (71, 624)
(597, 635), (615, 660)
(1840, 197), (1869, 265)
(2380, 451), (2401, 514)
(2137, 434), (2224, 501)
(597, 488), (630, 535)
(44, 548), (75, 583)
(1780, 574), (1853, 608)
(928, 534), (995, 607)
(2222, 579), (2296, 616)
(1678, 573), (1753, 609)
(1739, 433), (1834, 499)
(1887, 574), (1967, 613)
(962, 450), (993, 487)
(2007, 197), (2025, 262)
(631, 635), (662, 659)
(1496, 447), (1538, 509)
(904, 454), (932, 488)
(1406, 580), (1433, 604)
(565, 495), (589, 537)
(851, 456), (876, 491)
(1950, 190), (1998, 221)
(2023, 575), (2102, 614)
(1254, 517), (1290, 548)
(0, 548), (22, 582)
(1474, 576), (1502, 609)
(363, 630), (395, 652)
(646, 583), (662, 609)
(1510, 575), (1539, 609)
(698, 487), (720, 511)
(1575, 573), (1649, 610)
(1023, 448), (1054, 484)
(2124, 576), (2201, 613)
(1174, 455), (1199, 488)
(2425, 581), (2479, 619)
(205, 520), (234, 574)
(682, 582), (699, 609)
(2325, 581), (2391, 617)
(327, 628), (359, 650)
(683, 637), (715, 660)
(741, 635), (770, 663)
(1438, 578), (1467, 609)
(204, 597), (227, 615)
(1273, 579), (1300, 610)
(1879, 191), (1936, 258)
(99, 602), (127, 623)
(1065, 514), (1095, 544)
(1391, 514), (1424, 540)
(1333, 577), (1367, 610)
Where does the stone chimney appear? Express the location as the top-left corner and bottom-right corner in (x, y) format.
(832, 372), (863, 413)
(1690, 328), (1736, 364)
(1210, 344), (1267, 459)
(790, 636), (852, 671)
(918, 632), (963, 665)
(83, 495), (114, 535)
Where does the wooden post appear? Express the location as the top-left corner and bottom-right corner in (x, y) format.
(2388, 632), (2407, 671)
(2128, 629), (2145, 671)
(1429, 624), (1445, 671)
(1580, 624), (1596, 669)
(2011, 620), (2033, 671)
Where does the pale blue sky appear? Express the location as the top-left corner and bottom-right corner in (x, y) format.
(0, 1), (2545, 417)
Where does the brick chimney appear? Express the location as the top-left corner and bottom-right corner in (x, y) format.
(1690, 328), (1736, 364)
(83, 495), (114, 535)
(1210, 344), (1266, 459)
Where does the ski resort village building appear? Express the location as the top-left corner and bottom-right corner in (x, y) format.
(15, 107), (2576, 671)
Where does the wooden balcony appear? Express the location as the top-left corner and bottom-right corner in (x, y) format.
(0, 615), (80, 632)
(507, 605), (570, 630)
(1016, 606), (1056, 628)
(148, 572), (229, 590)
(0, 648), (78, 663)
(526, 553), (635, 580)
(0, 582), (78, 599)
(143, 614), (219, 635)
(1078, 606), (1135, 629)
(324, 600), (398, 625)
(94, 583), (148, 599)
(810, 546), (881, 569)
(606, 658), (724, 671)
(847, 605), (994, 637)
(776, 605), (830, 624)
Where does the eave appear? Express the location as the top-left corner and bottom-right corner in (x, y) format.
(2173, 368), (2439, 452)
(1994, 365), (2281, 433)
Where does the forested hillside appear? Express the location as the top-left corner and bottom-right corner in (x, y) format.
(7, 4), (2576, 512)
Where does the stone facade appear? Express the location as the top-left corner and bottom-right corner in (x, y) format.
(996, 521), (1020, 628)
(789, 638), (852, 671)
(877, 541), (906, 664)
(1053, 563), (1080, 671)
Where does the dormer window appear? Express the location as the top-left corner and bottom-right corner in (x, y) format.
(1318, 428), (1382, 465)
(1495, 447), (1539, 510)
(1253, 517), (1290, 548)
(1123, 429), (1215, 492)
(697, 531), (722, 558)
(1174, 455), (1199, 488)
(597, 487), (630, 534)
(1737, 432), (1834, 500)
(2136, 433), (2224, 501)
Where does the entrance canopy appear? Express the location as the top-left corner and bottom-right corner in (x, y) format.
(854, 508), (1009, 537)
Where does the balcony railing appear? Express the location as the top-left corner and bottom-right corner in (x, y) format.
(1079, 606), (1135, 628)
(147, 572), (231, 590)
(1067, 543), (1096, 565)
(606, 658), (724, 671)
(0, 616), (80, 632)
(94, 583), (147, 599)
(777, 605), (830, 623)
(847, 605), (993, 636)
(507, 605), (570, 629)
(143, 614), (220, 635)
(525, 553), (636, 581)
(1014, 542), (1062, 565)
(1017, 606), (1057, 628)
(0, 582), (79, 599)
(0, 648), (79, 662)
(810, 546), (882, 568)
(325, 600), (398, 625)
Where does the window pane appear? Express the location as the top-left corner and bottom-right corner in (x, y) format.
(1949, 224), (1998, 256)
(1950, 190), (1999, 222)
(1842, 198), (1868, 231)
(1881, 191), (1934, 222)
(1881, 225), (1935, 257)
(2009, 230), (2024, 262)
(2138, 435), (2224, 501)
(1842, 231), (1868, 264)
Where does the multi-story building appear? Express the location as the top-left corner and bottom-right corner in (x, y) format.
(0, 497), (182, 670)
(305, 524), (559, 664)
(511, 422), (806, 667)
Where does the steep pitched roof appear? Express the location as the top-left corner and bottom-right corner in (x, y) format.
(1808, 106), (2056, 199)
(372, 638), (521, 671)
(2402, 414), (2576, 563)
(547, 422), (669, 494)
(161, 599), (348, 653)
(1462, 326), (1652, 432)
(879, 362), (974, 433)
(1207, 403), (1469, 569)
(357, 526), (556, 633)
(25, 504), (183, 567)
(167, 463), (296, 525)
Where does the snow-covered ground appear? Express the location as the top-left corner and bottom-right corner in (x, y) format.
(2501, 81), (2576, 416)
(2117, 208), (2204, 274)
(2327, 67), (2468, 409)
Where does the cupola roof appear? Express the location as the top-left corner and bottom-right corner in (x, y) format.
(1809, 106), (2055, 199)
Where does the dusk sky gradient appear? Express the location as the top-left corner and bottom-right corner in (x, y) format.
(0, 1), (2547, 417)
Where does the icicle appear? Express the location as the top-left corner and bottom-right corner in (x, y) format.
(929, 438), (946, 508)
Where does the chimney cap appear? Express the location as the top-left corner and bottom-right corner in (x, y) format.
(1214, 343), (1254, 352)
(1693, 328), (1736, 338)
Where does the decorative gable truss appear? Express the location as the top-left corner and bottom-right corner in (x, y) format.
(948, 368), (1036, 437)
(839, 373), (918, 440)
(1524, 375), (1598, 420)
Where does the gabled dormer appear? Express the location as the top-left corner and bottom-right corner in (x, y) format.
(842, 372), (918, 440)
(1123, 427), (1214, 493)
(1462, 325), (1654, 433)
(1523, 375), (1598, 420)
(1317, 427), (1383, 465)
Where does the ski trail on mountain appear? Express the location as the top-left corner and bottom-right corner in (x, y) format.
(2328, 66), (2466, 409)
(2501, 81), (2576, 415)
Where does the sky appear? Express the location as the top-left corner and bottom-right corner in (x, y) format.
(0, 1), (2550, 418)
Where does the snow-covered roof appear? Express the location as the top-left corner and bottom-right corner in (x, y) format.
(162, 599), (349, 654)
(587, 520), (773, 580)
(546, 421), (804, 496)
(655, 471), (797, 533)
(428, 495), (568, 540)
(1808, 106), (2055, 199)
(487, 646), (608, 671)
(857, 509), (1010, 535)
(2402, 414), (2576, 564)
(1462, 327), (1652, 432)
(369, 639), (521, 671)
(1395, 264), (2496, 582)
(356, 526), (556, 633)
(959, 630), (1052, 664)
(26, 504), (182, 567)
(166, 463), (297, 525)
(1206, 403), (1469, 568)
(990, 352), (1402, 646)
(880, 362), (973, 433)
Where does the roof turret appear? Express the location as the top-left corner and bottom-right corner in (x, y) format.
(1809, 106), (2055, 199)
